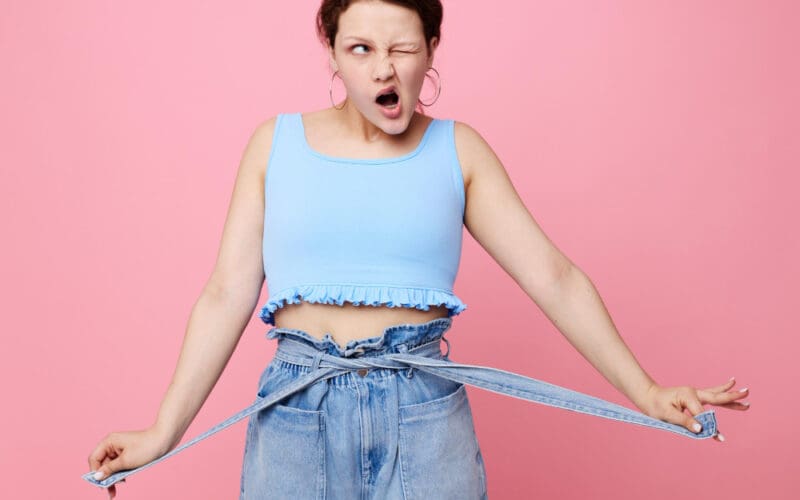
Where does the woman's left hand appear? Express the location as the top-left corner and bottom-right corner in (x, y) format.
(637, 377), (750, 442)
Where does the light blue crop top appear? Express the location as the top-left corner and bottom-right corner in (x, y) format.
(258, 112), (467, 325)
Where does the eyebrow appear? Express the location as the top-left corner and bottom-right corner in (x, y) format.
(341, 36), (417, 46)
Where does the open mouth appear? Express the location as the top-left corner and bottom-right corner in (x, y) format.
(375, 88), (400, 108)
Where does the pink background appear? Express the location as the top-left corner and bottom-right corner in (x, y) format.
(1, 1), (796, 498)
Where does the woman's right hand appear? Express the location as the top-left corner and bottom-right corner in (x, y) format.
(87, 425), (177, 499)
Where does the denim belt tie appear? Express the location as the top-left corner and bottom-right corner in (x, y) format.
(83, 335), (718, 488)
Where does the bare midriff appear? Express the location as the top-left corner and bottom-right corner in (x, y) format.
(273, 301), (451, 350)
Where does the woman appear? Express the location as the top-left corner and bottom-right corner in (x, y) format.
(86, 1), (750, 498)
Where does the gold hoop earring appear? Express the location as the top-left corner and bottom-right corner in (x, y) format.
(418, 67), (441, 107)
(329, 70), (346, 110)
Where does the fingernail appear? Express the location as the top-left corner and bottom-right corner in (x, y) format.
(717, 432), (725, 442)
(739, 387), (748, 392)
(93, 471), (104, 480)
(741, 401), (750, 406)
(729, 376), (735, 381)
(692, 422), (702, 432)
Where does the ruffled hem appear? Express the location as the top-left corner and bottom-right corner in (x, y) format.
(258, 283), (468, 325)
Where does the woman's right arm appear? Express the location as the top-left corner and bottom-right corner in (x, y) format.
(88, 116), (278, 489)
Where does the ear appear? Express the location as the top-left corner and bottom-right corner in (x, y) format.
(426, 36), (439, 66)
(328, 45), (338, 72)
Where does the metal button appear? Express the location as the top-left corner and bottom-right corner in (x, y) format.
(357, 368), (369, 377)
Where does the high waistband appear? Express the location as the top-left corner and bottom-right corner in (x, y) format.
(83, 317), (719, 489)
(266, 316), (455, 358)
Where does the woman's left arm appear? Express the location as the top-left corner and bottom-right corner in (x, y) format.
(454, 121), (749, 439)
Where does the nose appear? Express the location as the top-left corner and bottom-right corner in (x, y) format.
(372, 53), (395, 81)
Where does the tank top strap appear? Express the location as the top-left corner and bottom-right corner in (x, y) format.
(265, 112), (310, 184)
(422, 117), (466, 212)
(274, 112), (306, 150)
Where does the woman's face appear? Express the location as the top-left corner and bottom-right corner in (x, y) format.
(329, 1), (438, 134)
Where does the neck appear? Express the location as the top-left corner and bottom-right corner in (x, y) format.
(335, 99), (417, 144)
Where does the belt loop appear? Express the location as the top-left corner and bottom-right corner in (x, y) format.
(396, 344), (414, 378)
(311, 351), (324, 371)
(441, 336), (451, 359)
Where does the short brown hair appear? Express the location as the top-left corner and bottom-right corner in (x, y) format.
(316, 0), (443, 54)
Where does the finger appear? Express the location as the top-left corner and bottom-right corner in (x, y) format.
(94, 455), (127, 482)
(685, 395), (706, 418)
(683, 396), (706, 432)
(677, 400), (703, 433)
(703, 377), (738, 393)
(711, 377), (736, 391)
(698, 386), (749, 405)
(108, 477), (125, 498)
(664, 406), (704, 434)
(715, 400), (750, 411)
(88, 439), (112, 472)
(96, 451), (118, 477)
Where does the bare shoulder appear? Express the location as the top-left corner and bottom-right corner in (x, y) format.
(243, 115), (279, 180)
(205, 114), (279, 295)
(451, 119), (573, 296)
(453, 119), (506, 192)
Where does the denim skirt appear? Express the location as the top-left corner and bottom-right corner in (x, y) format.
(239, 318), (488, 500)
